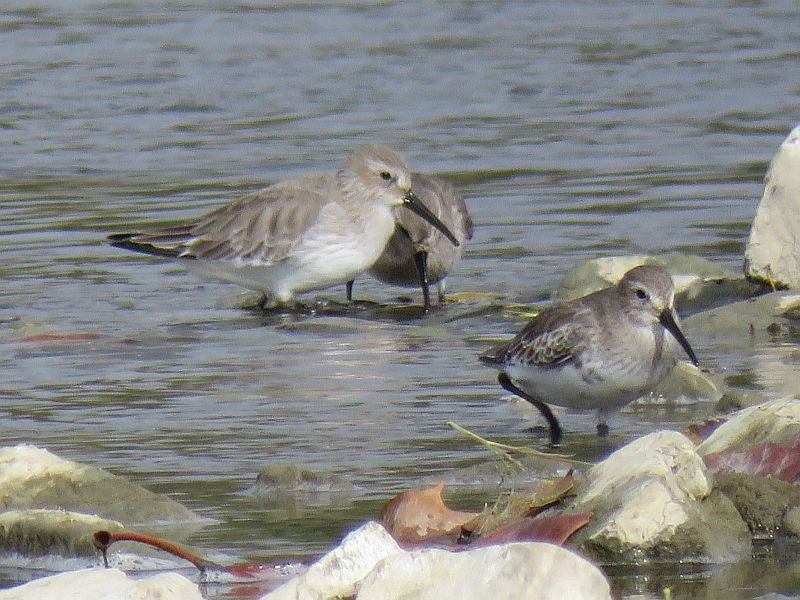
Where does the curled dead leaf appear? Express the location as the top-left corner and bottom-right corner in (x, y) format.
(379, 483), (478, 543)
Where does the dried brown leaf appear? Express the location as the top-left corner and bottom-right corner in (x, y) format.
(379, 483), (478, 543)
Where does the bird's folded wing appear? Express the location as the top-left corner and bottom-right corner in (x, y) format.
(501, 305), (591, 368)
(185, 183), (328, 265)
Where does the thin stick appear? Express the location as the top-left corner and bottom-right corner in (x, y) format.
(447, 421), (591, 466)
(93, 530), (223, 574)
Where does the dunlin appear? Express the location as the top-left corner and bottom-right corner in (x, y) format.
(346, 172), (473, 311)
(108, 144), (459, 307)
(479, 265), (698, 446)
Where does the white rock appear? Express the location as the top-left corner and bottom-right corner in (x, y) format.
(745, 124), (800, 288)
(356, 542), (611, 600)
(697, 397), (800, 455)
(579, 431), (710, 507)
(569, 431), (751, 562)
(0, 568), (202, 600)
(0, 444), (88, 484)
(572, 431), (709, 548)
(261, 521), (402, 600)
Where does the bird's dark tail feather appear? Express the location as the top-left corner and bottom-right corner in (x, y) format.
(478, 345), (507, 366)
(107, 233), (183, 259)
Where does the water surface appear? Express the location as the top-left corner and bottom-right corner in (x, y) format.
(2, 1), (799, 597)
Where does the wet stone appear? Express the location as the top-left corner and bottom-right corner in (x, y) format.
(0, 444), (199, 525)
(745, 124), (800, 289)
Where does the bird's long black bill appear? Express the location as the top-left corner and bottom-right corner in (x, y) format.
(659, 310), (699, 366)
(402, 191), (460, 247)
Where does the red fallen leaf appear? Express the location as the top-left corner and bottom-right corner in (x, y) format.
(379, 483), (478, 543)
(685, 418), (727, 445)
(702, 433), (800, 482)
(468, 512), (592, 548)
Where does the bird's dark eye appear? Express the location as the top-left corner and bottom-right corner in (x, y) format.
(635, 288), (647, 300)
(380, 171), (392, 181)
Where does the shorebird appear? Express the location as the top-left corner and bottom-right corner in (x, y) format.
(108, 144), (459, 308)
(346, 172), (473, 311)
(479, 265), (699, 446)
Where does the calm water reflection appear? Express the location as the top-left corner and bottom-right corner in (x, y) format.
(1, 1), (799, 597)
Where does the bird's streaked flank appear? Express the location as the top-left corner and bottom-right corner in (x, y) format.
(108, 144), (459, 308)
(480, 265), (698, 446)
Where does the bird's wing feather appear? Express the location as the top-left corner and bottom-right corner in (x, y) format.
(186, 181), (330, 265)
(111, 174), (334, 265)
(482, 303), (591, 368)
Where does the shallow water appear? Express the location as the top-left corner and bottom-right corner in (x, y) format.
(1, 1), (799, 597)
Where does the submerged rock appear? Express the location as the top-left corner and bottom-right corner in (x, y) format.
(0, 444), (198, 525)
(357, 542), (611, 600)
(0, 567), (202, 600)
(567, 431), (751, 563)
(640, 361), (726, 407)
(252, 464), (355, 509)
(684, 291), (800, 342)
(555, 254), (733, 302)
(745, 124), (800, 289)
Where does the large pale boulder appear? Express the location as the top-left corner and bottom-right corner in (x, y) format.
(263, 522), (611, 600)
(356, 542), (611, 600)
(0, 568), (202, 600)
(568, 431), (750, 562)
(745, 124), (800, 289)
(262, 521), (402, 600)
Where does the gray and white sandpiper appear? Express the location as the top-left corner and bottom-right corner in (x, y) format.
(479, 265), (699, 446)
(346, 172), (474, 311)
(108, 144), (459, 308)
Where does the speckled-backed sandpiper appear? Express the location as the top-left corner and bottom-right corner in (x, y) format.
(480, 265), (698, 446)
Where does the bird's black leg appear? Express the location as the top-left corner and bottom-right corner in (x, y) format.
(498, 372), (562, 447)
(596, 415), (609, 438)
(413, 250), (431, 313)
(346, 280), (355, 302)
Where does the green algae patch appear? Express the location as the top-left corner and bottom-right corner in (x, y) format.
(0, 509), (123, 557)
(714, 473), (800, 536)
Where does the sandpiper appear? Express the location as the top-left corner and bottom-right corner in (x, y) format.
(108, 144), (459, 307)
(346, 172), (473, 311)
(479, 265), (699, 446)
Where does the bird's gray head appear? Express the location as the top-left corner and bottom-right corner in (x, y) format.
(619, 265), (675, 315)
(341, 144), (460, 246)
(619, 264), (698, 366)
(343, 144), (413, 206)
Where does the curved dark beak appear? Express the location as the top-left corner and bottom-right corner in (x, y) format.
(402, 191), (460, 247)
(659, 309), (699, 366)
